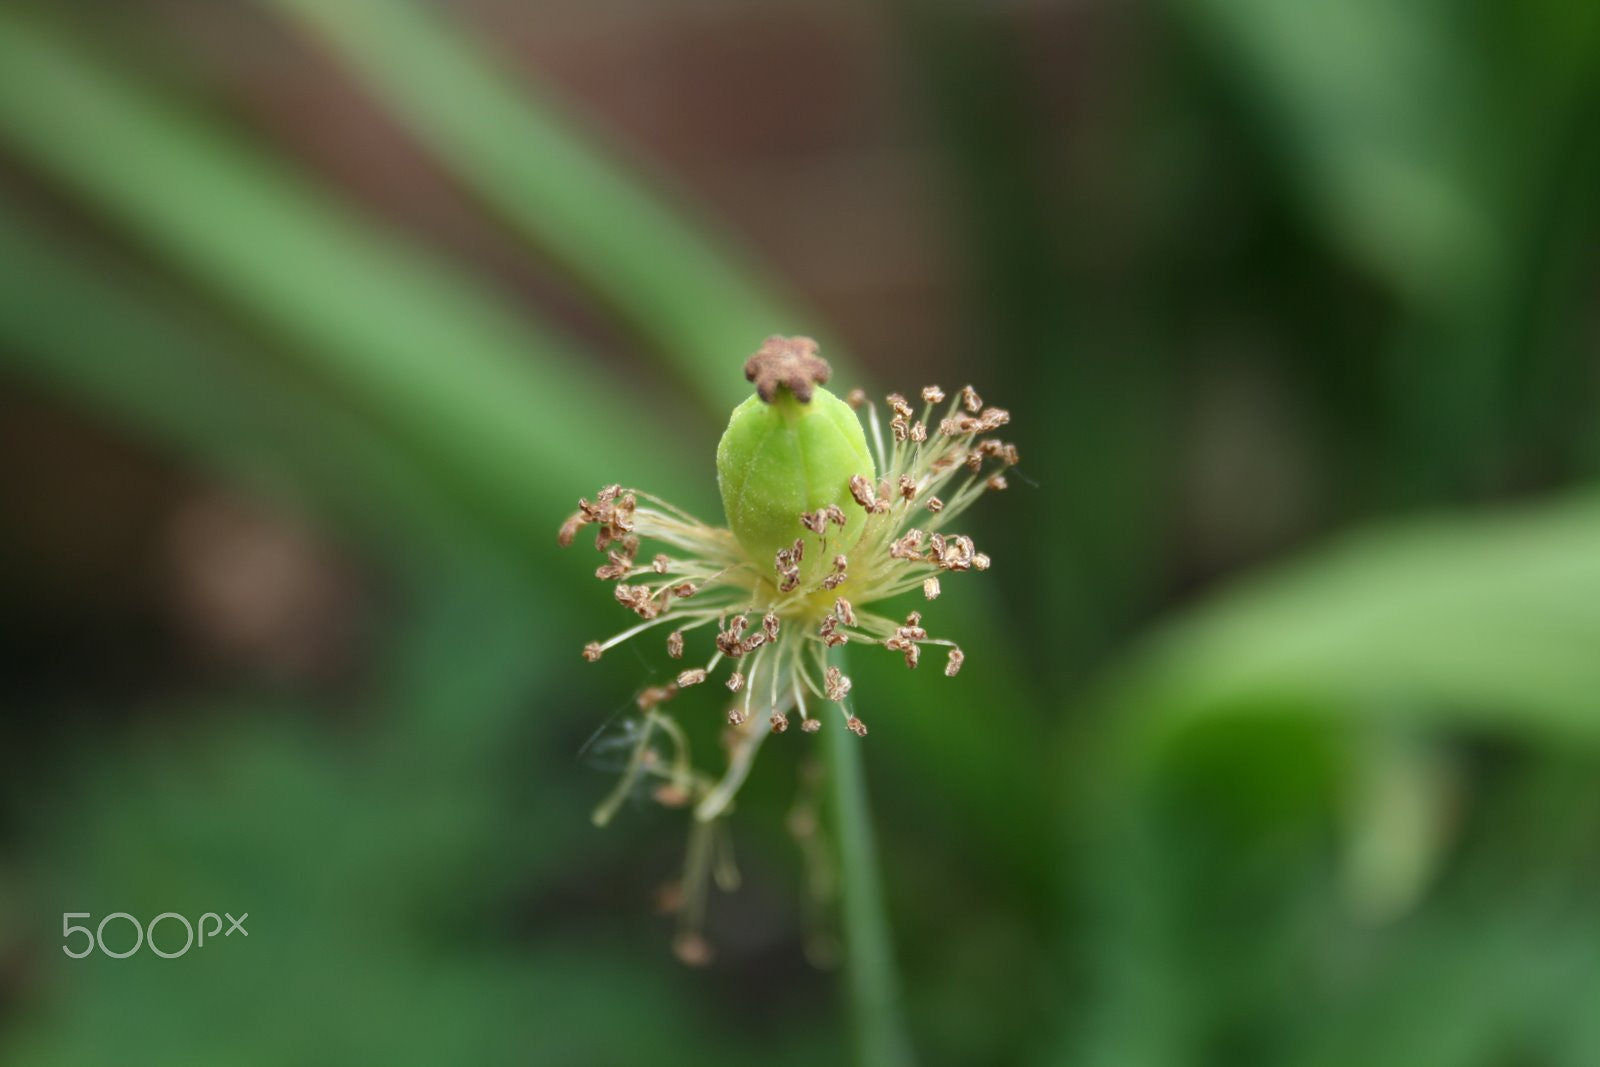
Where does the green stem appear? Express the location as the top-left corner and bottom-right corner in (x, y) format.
(823, 647), (915, 1067)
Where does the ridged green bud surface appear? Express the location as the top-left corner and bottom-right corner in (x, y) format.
(717, 386), (875, 582)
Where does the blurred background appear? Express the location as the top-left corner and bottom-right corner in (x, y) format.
(2, 1), (1600, 1064)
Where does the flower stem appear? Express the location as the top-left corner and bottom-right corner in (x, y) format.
(823, 647), (915, 1067)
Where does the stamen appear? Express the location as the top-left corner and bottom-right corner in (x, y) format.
(849, 474), (885, 513)
(945, 648), (965, 676)
(560, 367), (1013, 888)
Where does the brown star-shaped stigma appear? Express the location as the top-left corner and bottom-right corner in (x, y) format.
(744, 335), (831, 403)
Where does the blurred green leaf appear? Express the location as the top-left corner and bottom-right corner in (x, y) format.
(1173, 0), (1495, 308)
(269, 0), (859, 415)
(0, 199), (482, 575)
(0, 11), (694, 542)
(1100, 493), (1600, 758)
(1170, 0), (1600, 497)
(1059, 493), (1600, 1066)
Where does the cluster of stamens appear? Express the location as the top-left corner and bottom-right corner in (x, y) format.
(562, 377), (1015, 760)
(558, 367), (1018, 963)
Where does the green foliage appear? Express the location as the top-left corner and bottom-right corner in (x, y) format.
(1063, 493), (1600, 1067)
(1, 1), (1598, 1066)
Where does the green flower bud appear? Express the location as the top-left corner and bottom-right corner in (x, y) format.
(717, 337), (875, 583)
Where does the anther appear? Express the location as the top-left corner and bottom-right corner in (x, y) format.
(653, 785), (689, 808)
(849, 474), (877, 511)
(945, 648), (965, 676)
(637, 683), (677, 710)
(978, 407), (1010, 430)
(558, 514), (586, 547)
(674, 933), (713, 967)
(891, 529), (924, 560)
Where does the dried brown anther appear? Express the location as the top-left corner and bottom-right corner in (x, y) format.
(637, 683), (678, 710)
